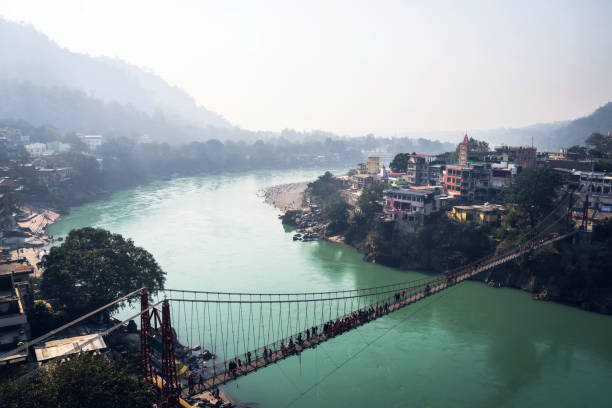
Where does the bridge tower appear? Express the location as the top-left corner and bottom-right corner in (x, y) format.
(161, 299), (180, 408)
(140, 292), (152, 380)
(582, 194), (589, 230)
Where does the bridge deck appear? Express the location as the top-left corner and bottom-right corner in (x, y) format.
(186, 232), (575, 395)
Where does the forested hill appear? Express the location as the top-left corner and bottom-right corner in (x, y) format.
(0, 18), (229, 135)
(551, 102), (612, 148)
(0, 80), (242, 144)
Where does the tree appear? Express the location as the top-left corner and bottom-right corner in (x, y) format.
(357, 182), (386, 222)
(0, 353), (160, 408)
(323, 194), (351, 234)
(41, 228), (165, 317)
(505, 167), (561, 227)
(389, 153), (411, 172)
(585, 132), (612, 153)
(468, 137), (489, 150)
(308, 172), (342, 202)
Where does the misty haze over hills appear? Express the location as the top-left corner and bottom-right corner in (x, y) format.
(0, 17), (611, 150)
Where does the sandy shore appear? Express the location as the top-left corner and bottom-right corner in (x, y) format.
(262, 182), (308, 212)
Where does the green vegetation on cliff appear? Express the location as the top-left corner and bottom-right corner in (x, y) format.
(0, 353), (160, 408)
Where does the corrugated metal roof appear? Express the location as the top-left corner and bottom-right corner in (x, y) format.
(34, 334), (106, 361)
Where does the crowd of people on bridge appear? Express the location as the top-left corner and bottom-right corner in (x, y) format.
(219, 290), (424, 382)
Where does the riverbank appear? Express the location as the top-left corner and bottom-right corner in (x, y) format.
(267, 180), (612, 315)
(261, 181), (309, 212)
(2, 205), (62, 271)
(44, 169), (612, 408)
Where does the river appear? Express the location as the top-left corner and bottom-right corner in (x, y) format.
(47, 168), (612, 408)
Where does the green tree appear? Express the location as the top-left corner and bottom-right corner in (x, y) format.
(41, 227), (165, 317)
(389, 153), (411, 172)
(0, 353), (160, 408)
(357, 182), (386, 222)
(505, 167), (561, 227)
(323, 193), (351, 234)
(308, 172), (342, 202)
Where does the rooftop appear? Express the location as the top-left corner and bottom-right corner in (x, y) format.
(34, 334), (107, 362)
(452, 204), (506, 213)
(0, 261), (34, 277)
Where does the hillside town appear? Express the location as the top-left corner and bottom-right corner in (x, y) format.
(341, 134), (612, 233)
(0, 128), (107, 365)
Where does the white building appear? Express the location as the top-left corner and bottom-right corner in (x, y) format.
(24, 143), (47, 157)
(79, 135), (104, 151)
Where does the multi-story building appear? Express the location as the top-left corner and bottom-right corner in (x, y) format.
(489, 162), (518, 190)
(0, 264), (31, 364)
(25, 143), (47, 158)
(383, 186), (441, 221)
(36, 167), (72, 189)
(367, 156), (380, 174)
(405, 155), (429, 186)
(79, 135), (104, 151)
(444, 163), (490, 202)
(494, 146), (537, 168)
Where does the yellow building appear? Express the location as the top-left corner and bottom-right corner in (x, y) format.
(367, 157), (380, 174)
(448, 204), (506, 226)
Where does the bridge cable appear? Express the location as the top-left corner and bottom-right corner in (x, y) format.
(283, 288), (454, 408)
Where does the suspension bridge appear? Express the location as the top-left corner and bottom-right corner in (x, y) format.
(0, 189), (589, 407)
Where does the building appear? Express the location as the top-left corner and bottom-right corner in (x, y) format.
(34, 334), (107, 362)
(458, 134), (488, 165)
(429, 164), (446, 186)
(367, 156), (380, 174)
(356, 163), (368, 174)
(447, 204), (506, 226)
(444, 163), (491, 202)
(405, 155), (429, 186)
(494, 146), (537, 168)
(36, 167), (72, 190)
(383, 186), (442, 221)
(489, 162), (518, 190)
(25, 143), (47, 158)
(0, 271), (30, 363)
(351, 174), (374, 190)
(543, 158), (594, 172)
(79, 135), (104, 151)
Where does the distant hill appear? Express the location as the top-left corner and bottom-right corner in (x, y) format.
(0, 17), (230, 137)
(399, 102), (612, 151)
(478, 102), (612, 150)
(550, 102), (612, 148)
(0, 80), (230, 143)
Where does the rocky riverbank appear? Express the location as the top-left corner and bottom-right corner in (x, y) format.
(264, 182), (347, 243)
(267, 181), (612, 315)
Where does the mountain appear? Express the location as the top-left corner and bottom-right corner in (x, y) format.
(550, 102), (612, 148)
(398, 102), (612, 151)
(0, 17), (230, 134)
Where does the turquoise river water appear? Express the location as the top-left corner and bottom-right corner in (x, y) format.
(47, 169), (612, 408)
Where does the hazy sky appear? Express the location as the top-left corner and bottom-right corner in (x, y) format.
(2, 0), (612, 135)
